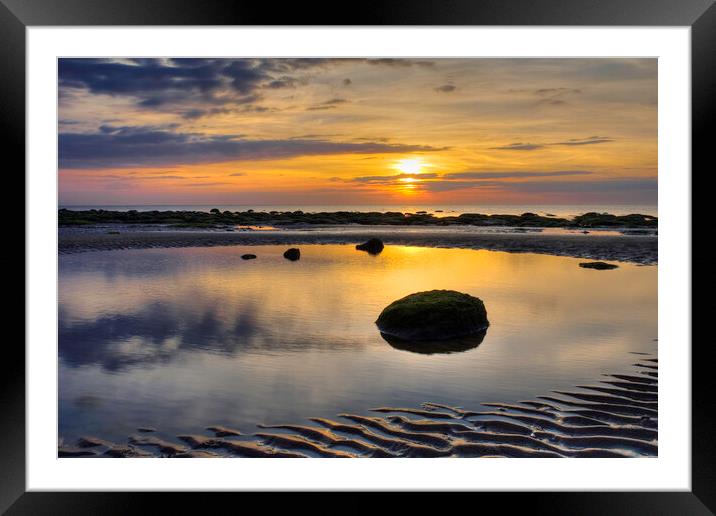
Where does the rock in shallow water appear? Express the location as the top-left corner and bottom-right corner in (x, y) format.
(241, 254), (257, 260)
(376, 289), (489, 341)
(356, 238), (384, 255)
(579, 261), (618, 270)
(283, 248), (301, 261)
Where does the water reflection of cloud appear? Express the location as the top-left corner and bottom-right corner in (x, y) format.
(59, 300), (364, 372)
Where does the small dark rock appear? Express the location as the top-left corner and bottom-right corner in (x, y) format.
(241, 254), (257, 260)
(283, 248), (301, 261)
(356, 238), (384, 255)
(579, 261), (619, 270)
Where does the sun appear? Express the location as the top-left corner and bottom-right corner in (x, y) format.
(394, 158), (427, 174)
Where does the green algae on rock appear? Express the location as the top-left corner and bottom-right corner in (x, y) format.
(376, 290), (489, 341)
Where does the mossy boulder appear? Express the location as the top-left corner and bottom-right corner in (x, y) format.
(356, 238), (384, 255)
(283, 248), (301, 261)
(376, 290), (489, 341)
(579, 261), (618, 270)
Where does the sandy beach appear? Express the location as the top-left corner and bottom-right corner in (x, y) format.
(59, 354), (658, 458)
(59, 226), (657, 264)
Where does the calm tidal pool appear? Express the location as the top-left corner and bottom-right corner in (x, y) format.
(59, 244), (657, 443)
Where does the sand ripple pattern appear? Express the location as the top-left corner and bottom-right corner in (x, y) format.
(59, 355), (657, 458)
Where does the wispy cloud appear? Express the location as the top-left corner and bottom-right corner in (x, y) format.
(306, 98), (350, 111)
(443, 170), (593, 179)
(490, 136), (614, 151)
(351, 172), (440, 184)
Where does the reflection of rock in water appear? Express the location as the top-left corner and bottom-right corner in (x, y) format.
(380, 329), (487, 355)
(59, 354), (657, 459)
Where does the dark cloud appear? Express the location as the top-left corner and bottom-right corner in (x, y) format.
(334, 169), (652, 198)
(59, 58), (439, 114)
(179, 97), (265, 119)
(366, 58), (434, 67)
(57, 58), (316, 112)
(59, 126), (446, 169)
(508, 86), (583, 107)
(306, 105), (337, 111)
(504, 178), (657, 194)
(491, 136), (614, 151)
(351, 172), (440, 184)
(490, 142), (546, 151)
(443, 170), (593, 179)
(539, 99), (568, 106)
(435, 84), (456, 93)
(414, 177), (656, 196)
(264, 76), (299, 89)
(58, 58), (224, 96)
(306, 98), (350, 111)
(534, 87), (582, 96)
(555, 136), (614, 146)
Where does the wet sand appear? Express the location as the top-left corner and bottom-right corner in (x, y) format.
(59, 355), (657, 458)
(59, 227), (657, 264)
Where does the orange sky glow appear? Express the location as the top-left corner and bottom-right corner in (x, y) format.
(58, 58), (657, 206)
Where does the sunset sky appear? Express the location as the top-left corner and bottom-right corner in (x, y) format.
(58, 58), (657, 206)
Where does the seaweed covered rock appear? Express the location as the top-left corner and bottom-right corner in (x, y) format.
(579, 261), (618, 270)
(356, 238), (384, 255)
(376, 290), (489, 341)
(283, 248), (301, 261)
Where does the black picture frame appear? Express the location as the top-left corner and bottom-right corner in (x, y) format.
(5, 0), (712, 512)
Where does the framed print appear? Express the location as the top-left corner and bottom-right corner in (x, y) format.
(5, 0), (714, 512)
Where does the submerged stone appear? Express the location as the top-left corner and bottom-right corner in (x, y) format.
(241, 254), (257, 260)
(356, 238), (385, 255)
(376, 290), (489, 341)
(283, 248), (301, 261)
(579, 261), (618, 270)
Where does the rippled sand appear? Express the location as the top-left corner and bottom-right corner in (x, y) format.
(59, 354), (657, 458)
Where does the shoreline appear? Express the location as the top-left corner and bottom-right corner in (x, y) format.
(59, 208), (658, 230)
(59, 226), (658, 264)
